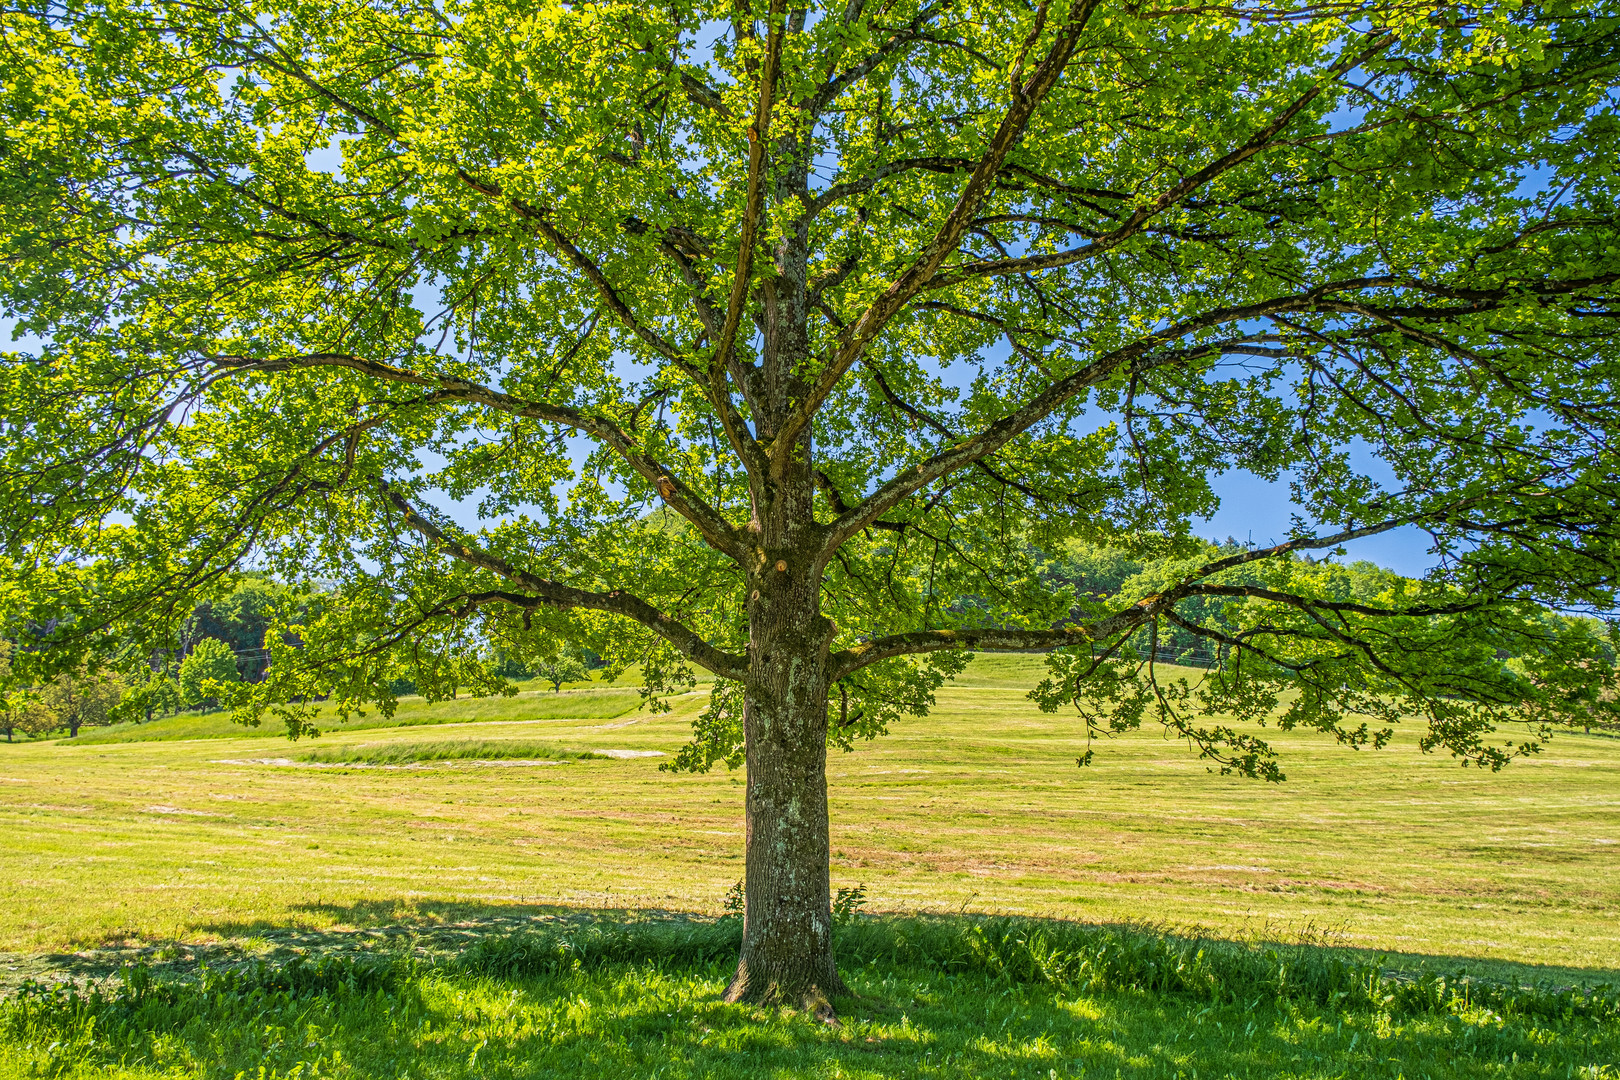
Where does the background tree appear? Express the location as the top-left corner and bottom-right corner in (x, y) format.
(178, 639), (240, 712)
(2, 0), (1619, 1012)
(24, 666), (126, 738)
(533, 653), (591, 694)
(185, 577), (311, 682)
(0, 641), (18, 742)
(117, 662), (184, 723)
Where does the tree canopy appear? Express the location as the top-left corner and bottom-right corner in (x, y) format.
(178, 638), (241, 710)
(2, 0), (1618, 1006)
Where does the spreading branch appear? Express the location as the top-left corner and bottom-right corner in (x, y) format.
(382, 484), (749, 680)
(924, 30), (1396, 289)
(819, 280), (1400, 555)
(828, 515), (1455, 678)
(211, 352), (745, 559)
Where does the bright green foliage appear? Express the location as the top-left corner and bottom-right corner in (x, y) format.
(177, 638), (238, 710)
(186, 576), (311, 681)
(11, 664), (126, 737)
(535, 655), (590, 693)
(110, 664), (182, 724)
(0, 0), (1618, 772)
(0, 641), (17, 741)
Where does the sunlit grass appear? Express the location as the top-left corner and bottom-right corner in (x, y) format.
(3, 915), (1616, 1080)
(2, 656), (1618, 979)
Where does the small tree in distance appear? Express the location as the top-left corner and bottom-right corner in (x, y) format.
(0, 641), (19, 742)
(533, 654), (591, 694)
(118, 664), (183, 723)
(26, 666), (125, 739)
(178, 639), (239, 713)
(3, 0), (1618, 1012)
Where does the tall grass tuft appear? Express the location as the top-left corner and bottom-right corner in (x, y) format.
(6, 916), (1615, 1054)
(851, 916), (1620, 1021)
(1, 952), (411, 1070)
(300, 739), (608, 765)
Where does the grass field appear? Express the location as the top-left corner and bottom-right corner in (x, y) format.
(2, 655), (1618, 1077)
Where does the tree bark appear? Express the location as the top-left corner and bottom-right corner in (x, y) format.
(725, 609), (849, 1012)
(724, 469), (849, 1013)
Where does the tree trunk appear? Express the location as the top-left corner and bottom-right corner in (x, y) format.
(69, 719), (80, 738)
(726, 664), (849, 1013)
(724, 528), (849, 1013)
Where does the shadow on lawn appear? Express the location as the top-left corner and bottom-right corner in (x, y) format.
(250, 898), (1620, 990)
(13, 899), (1615, 1002)
(4, 909), (1619, 1080)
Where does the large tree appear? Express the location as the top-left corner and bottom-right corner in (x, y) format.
(2, 0), (1618, 1011)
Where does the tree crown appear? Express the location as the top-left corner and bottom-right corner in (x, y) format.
(2, 0), (1618, 769)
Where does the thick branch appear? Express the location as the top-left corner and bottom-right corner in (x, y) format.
(211, 351), (745, 559)
(383, 485), (748, 680)
(828, 515), (1448, 679)
(1183, 583), (1480, 619)
(712, 0), (786, 380)
(828, 595), (1172, 679)
(455, 174), (767, 476)
(454, 171), (688, 365)
(820, 281), (1393, 555)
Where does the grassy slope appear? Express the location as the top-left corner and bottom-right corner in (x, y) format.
(66, 683), (649, 743)
(1, 655), (1617, 984)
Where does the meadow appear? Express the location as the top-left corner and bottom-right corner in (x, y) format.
(2, 655), (1618, 1078)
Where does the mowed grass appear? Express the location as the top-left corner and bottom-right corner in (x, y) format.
(2, 655), (1618, 982)
(66, 683), (650, 744)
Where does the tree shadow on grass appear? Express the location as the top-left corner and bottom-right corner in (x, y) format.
(251, 898), (1620, 992)
(15, 900), (1616, 1004)
(7, 951), (1615, 1080)
(5, 906), (1620, 1078)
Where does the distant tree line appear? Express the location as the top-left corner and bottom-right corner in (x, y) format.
(1041, 537), (1615, 667)
(0, 576), (315, 739)
(3, 550), (1611, 740)
(1037, 538), (1618, 732)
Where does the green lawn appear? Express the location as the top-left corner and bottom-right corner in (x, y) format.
(1, 655), (1617, 1076)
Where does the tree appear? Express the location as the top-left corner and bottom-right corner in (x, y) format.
(25, 666), (125, 738)
(534, 653), (591, 693)
(178, 639), (240, 711)
(0, 641), (18, 742)
(117, 663), (184, 723)
(186, 577), (311, 682)
(2, 0), (1618, 1012)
